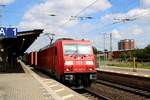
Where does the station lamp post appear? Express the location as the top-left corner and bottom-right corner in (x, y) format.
(20, 38), (25, 52)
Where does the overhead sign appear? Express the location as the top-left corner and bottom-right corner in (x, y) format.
(0, 27), (17, 38)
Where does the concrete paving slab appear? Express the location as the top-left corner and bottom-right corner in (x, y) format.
(0, 74), (54, 100)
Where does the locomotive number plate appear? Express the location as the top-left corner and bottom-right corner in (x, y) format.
(76, 61), (83, 65)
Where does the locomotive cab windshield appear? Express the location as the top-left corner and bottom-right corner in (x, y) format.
(63, 44), (92, 55)
(62, 42), (96, 73)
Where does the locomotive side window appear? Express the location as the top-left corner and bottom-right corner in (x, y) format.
(63, 44), (91, 55)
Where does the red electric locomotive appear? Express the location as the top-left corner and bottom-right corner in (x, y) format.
(35, 39), (96, 88)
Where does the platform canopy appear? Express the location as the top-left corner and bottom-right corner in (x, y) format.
(0, 29), (43, 57)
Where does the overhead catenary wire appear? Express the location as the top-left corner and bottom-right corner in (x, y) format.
(25, 0), (101, 53)
(88, 8), (150, 35)
(13, 0), (99, 34)
(113, 9), (150, 24)
(54, 0), (99, 32)
(25, 1), (150, 53)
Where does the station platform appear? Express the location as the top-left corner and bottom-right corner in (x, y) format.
(0, 73), (53, 100)
(0, 61), (88, 100)
(97, 65), (150, 78)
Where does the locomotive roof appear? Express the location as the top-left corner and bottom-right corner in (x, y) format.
(55, 39), (91, 43)
(56, 38), (74, 40)
(39, 39), (91, 52)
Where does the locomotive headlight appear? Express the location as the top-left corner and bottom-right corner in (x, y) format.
(86, 61), (94, 65)
(65, 67), (73, 72)
(66, 68), (70, 71)
(89, 68), (93, 71)
(65, 61), (73, 65)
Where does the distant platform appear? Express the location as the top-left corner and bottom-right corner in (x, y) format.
(97, 65), (150, 78)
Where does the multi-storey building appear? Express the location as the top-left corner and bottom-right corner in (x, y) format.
(118, 39), (135, 50)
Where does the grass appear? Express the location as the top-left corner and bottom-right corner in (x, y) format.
(107, 61), (150, 69)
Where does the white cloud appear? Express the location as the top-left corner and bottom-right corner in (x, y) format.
(93, 35), (104, 50)
(101, 8), (150, 24)
(18, 0), (111, 33)
(140, 0), (150, 8)
(0, 0), (15, 5)
(19, 0), (150, 51)
(112, 29), (122, 39)
(130, 25), (143, 35)
(99, 8), (150, 48)
(19, 0), (112, 52)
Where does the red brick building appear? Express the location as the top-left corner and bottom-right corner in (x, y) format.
(97, 50), (134, 60)
(118, 39), (135, 50)
(111, 50), (133, 59)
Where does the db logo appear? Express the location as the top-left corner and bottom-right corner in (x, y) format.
(76, 61), (82, 65)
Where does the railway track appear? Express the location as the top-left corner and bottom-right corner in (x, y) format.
(24, 65), (150, 100)
(67, 80), (150, 100)
(97, 80), (150, 98)
(96, 70), (150, 100)
(84, 88), (111, 100)
(75, 81), (149, 100)
(33, 69), (149, 100)
(74, 89), (110, 100)
(96, 70), (150, 91)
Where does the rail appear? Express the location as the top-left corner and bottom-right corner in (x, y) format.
(97, 80), (150, 98)
(84, 88), (111, 100)
(97, 70), (150, 91)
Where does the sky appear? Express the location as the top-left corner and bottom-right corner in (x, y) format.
(0, 0), (150, 52)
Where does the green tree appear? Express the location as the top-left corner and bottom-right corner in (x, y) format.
(120, 52), (127, 62)
(133, 44), (150, 61)
(92, 46), (98, 54)
(135, 49), (144, 59)
(144, 44), (150, 60)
